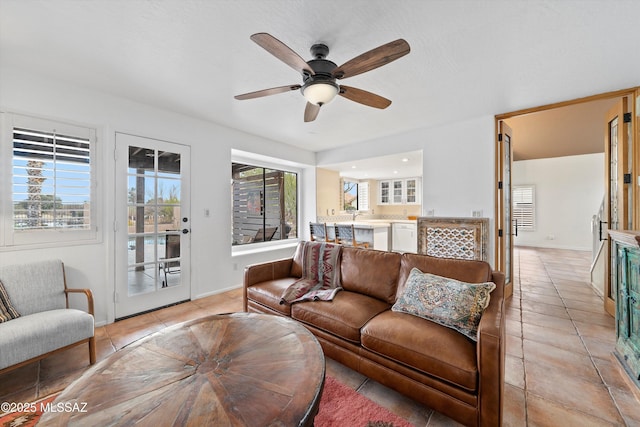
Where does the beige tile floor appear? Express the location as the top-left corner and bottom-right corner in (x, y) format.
(1, 247), (639, 425)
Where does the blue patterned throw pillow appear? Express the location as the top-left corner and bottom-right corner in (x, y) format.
(392, 268), (495, 341)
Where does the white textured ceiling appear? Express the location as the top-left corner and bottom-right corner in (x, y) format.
(1, 0), (638, 155)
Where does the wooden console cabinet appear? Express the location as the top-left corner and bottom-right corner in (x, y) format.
(609, 230), (640, 388)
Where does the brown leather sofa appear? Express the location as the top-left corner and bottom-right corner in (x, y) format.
(243, 243), (505, 427)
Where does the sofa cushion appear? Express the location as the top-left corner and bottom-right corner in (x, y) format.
(291, 291), (390, 344)
(392, 268), (495, 341)
(246, 278), (300, 316)
(0, 280), (20, 323)
(340, 248), (401, 304)
(361, 310), (478, 392)
(0, 309), (94, 370)
(398, 253), (493, 298)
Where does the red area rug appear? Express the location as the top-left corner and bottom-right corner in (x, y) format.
(315, 376), (413, 427)
(0, 393), (57, 427)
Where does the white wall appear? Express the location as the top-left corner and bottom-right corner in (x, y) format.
(317, 115), (497, 265)
(0, 66), (316, 325)
(512, 153), (604, 251)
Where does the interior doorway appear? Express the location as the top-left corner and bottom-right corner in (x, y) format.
(495, 88), (638, 304)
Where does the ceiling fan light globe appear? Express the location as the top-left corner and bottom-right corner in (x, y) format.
(302, 82), (339, 106)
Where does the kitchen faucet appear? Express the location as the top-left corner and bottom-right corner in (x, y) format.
(352, 212), (361, 221)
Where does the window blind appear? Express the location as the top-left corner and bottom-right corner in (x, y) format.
(358, 181), (369, 211)
(513, 186), (534, 231)
(12, 127), (92, 231)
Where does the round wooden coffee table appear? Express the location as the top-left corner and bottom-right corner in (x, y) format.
(39, 312), (325, 426)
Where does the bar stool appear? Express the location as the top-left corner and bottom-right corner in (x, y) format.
(334, 223), (369, 248)
(309, 222), (330, 242)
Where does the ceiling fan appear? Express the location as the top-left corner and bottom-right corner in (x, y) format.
(234, 33), (410, 122)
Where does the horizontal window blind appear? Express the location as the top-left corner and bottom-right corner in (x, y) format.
(12, 126), (92, 231)
(358, 181), (369, 211)
(513, 186), (534, 231)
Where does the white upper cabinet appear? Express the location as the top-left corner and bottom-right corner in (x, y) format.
(378, 178), (420, 205)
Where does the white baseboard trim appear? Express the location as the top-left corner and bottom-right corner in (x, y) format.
(194, 284), (242, 300)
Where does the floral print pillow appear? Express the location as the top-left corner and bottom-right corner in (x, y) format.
(392, 268), (495, 341)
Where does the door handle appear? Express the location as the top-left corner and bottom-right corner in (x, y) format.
(182, 229), (190, 234)
(599, 221), (608, 241)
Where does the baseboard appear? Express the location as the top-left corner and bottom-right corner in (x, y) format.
(515, 243), (591, 251)
(194, 284), (242, 300)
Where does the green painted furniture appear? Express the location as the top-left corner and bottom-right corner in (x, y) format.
(609, 230), (640, 389)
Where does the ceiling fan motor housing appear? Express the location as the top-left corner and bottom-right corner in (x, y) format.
(301, 44), (339, 103)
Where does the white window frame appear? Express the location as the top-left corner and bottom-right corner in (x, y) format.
(1, 113), (99, 248)
(513, 185), (535, 232)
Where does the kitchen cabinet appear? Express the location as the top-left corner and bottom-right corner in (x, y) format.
(609, 230), (640, 389)
(378, 178), (420, 205)
(379, 181), (390, 204)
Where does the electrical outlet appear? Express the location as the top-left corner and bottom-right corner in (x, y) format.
(426, 209), (435, 217)
(472, 210), (483, 218)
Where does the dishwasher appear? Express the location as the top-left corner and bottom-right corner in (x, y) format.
(392, 222), (417, 253)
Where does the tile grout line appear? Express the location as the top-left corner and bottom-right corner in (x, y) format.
(512, 248), (530, 427)
(540, 249), (629, 426)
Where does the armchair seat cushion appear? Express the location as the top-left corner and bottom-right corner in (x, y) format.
(292, 291), (390, 344)
(361, 310), (478, 392)
(0, 309), (94, 371)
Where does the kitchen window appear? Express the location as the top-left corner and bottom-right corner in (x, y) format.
(343, 179), (369, 211)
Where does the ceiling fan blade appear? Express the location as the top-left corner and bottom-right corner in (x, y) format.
(234, 84), (301, 100)
(304, 102), (320, 122)
(332, 39), (410, 79)
(338, 85), (392, 109)
(250, 33), (315, 76)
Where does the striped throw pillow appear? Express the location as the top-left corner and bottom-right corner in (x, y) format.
(0, 279), (20, 322)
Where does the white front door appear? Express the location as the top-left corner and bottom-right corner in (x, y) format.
(114, 133), (191, 319)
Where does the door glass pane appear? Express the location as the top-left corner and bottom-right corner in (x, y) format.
(610, 117), (619, 231)
(609, 117), (619, 300)
(127, 146), (182, 295)
(503, 135), (512, 285)
(625, 118), (633, 230)
(128, 147), (154, 174)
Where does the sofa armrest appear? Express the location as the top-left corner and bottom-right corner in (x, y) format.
(476, 270), (505, 427)
(243, 258), (294, 311)
(64, 288), (95, 316)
